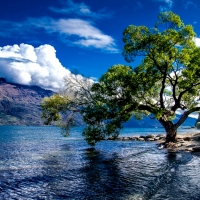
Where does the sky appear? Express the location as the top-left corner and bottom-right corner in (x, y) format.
(0, 0), (200, 90)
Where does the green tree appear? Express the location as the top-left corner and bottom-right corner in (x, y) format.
(41, 73), (94, 137)
(120, 11), (200, 143)
(41, 12), (200, 145)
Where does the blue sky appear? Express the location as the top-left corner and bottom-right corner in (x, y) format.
(0, 0), (199, 90)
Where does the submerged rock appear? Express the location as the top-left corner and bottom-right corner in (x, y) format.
(184, 137), (192, 141)
(107, 134), (166, 142)
(158, 144), (164, 149)
(146, 138), (155, 141)
(176, 138), (185, 143)
(192, 146), (200, 152)
(104, 132), (200, 153)
(132, 137), (139, 141)
(122, 137), (130, 141)
(146, 134), (155, 138)
(138, 138), (145, 141)
(156, 134), (165, 138)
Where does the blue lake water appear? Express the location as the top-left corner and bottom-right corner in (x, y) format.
(0, 126), (200, 199)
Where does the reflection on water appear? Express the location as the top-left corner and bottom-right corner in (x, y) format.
(0, 126), (200, 199)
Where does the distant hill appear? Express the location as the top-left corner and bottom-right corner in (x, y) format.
(0, 78), (54, 125)
(124, 114), (197, 128)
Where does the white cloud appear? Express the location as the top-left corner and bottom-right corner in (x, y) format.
(55, 19), (118, 52)
(0, 17), (118, 53)
(194, 37), (200, 47)
(49, 0), (109, 19)
(184, 1), (197, 9)
(0, 43), (72, 91)
(0, 0), (117, 53)
(164, 0), (173, 7)
(158, 0), (173, 7)
(153, 0), (173, 11)
(29, 17), (118, 53)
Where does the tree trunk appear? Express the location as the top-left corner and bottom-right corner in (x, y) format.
(165, 127), (177, 143)
(159, 120), (177, 143)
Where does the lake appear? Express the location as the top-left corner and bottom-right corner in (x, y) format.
(0, 126), (200, 199)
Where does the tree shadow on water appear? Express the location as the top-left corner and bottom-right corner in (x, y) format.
(78, 147), (136, 200)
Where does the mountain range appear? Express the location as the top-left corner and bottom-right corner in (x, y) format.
(124, 114), (196, 128)
(0, 77), (197, 127)
(0, 78), (53, 125)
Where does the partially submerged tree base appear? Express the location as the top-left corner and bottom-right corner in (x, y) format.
(157, 132), (200, 152)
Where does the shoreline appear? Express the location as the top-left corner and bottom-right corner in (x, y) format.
(162, 132), (200, 152)
(107, 132), (200, 152)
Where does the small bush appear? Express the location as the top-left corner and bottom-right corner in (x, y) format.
(196, 122), (200, 129)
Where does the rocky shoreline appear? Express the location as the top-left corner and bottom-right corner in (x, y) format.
(107, 133), (165, 142)
(106, 132), (200, 152)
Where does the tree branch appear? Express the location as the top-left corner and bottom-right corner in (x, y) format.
(175, 107), (200, 128)
(177, 82), (200, 104)
(138, 104), (154, 113)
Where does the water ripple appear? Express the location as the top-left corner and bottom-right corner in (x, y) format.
(0, 126), (200, 199)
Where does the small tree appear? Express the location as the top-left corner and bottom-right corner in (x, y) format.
(41, 73), (94, 136)
(41, 12), (200, 146)
(196, 122), (200, 129)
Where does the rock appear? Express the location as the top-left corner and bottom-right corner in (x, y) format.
(122, 137), (130, 141)
(165, 142), (175, 148)
(130, 137), (138, 141)
(158, 144), (164, 150)
(184, 137), (191, 141)
(156, 134), (166, 140)
(193, 134), (200, 141)
(146, 134), (155, 138)
(184, 148), (193, 152)
(130, 137), (135, 141)
(146, 138), (155, 141)
(156, 134), (165, 138)
(174, 143), (182, 148)
(138, 138), (145, 141)
(176, 138), (185, 143)
(168, 149), (176, 152)
(108, 137), (115, 140)
(160, 136), (166, 140)
(186, 144), (196, 148)
(192, 146), (200, 152)
(154, 137), (160, 141)
(158, 137), (166, 141)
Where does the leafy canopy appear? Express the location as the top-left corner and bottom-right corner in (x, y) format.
(41, 12), (200, 145)
(82, 11), (200, 144)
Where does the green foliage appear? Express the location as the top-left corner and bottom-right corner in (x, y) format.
(82, 11), (200, 145)
(41, 94), (70, 125)
(41, 94), (76, 136)
(41, 11), (200, 145)
(121, 11), (199, 115)
(81, 65), (144, 144)
(196, 122), (200, 129)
